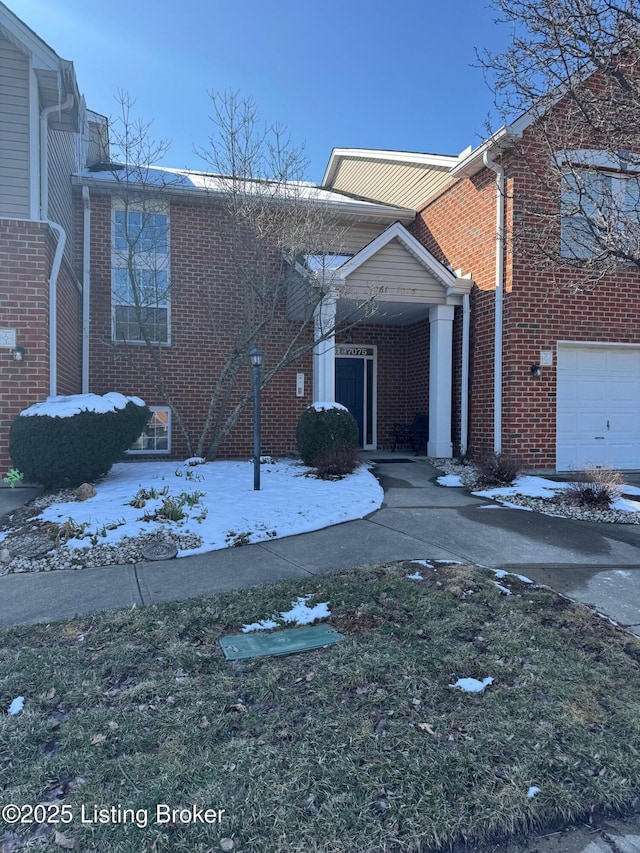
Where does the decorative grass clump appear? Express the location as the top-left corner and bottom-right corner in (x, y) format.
(9, 394), (150, 489)
(472, 451), (522, 488)
(564, 464), (623, 508)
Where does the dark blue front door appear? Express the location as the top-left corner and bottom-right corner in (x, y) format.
(336, 358), (364, 445)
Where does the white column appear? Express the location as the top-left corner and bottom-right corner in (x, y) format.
(427, 304), (455, 458)
(312, 293), (336, 402)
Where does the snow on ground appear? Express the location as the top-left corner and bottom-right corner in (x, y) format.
(437, 474), (464, 487)
(449, 676), (494, 693)
(241, 594), (331, 632)
(25, 458), (383, 558)
(472, 475), (569, 501)
(439, 468), (640, 520)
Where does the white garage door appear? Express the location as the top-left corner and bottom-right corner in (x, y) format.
(557, 344), (640, 471)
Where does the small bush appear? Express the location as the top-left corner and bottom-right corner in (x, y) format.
(296, 405), (359, 466)
(9, 394), (151, 489)
(472, 452), (521, 488)
(563, 464), (623, 508)
(313, 445), (360, 480)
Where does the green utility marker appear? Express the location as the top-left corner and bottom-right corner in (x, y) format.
(220, 624), (345, 661)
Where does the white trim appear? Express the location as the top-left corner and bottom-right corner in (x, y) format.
(81, 186), (91, 393)
(336, 221), (472, 295)
(127, 405), (171, 455)
(557, 340), (640, 349)
(482, 151), (505, 455)
(460, 293), (470, 456)
(111, 202), (171, 345)
(322, 147), (458, 186)
(334, 344), (378, 450)
(28, 65), (40, 219)
(427, 304), (455, 458)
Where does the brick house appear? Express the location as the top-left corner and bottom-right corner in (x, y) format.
(1, 2), (638, 474)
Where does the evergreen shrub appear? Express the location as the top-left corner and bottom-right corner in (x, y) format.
(296, 404), (359, 467)
(9, 394), (151, 489)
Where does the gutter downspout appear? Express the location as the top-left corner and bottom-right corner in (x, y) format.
(482, 150), (505, 455)
(82, 186), (91, 393)
(460, 292), (470, 456)
(40, 94), (74, 397)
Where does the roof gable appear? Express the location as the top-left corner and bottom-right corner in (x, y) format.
(337, 221), (472, 296)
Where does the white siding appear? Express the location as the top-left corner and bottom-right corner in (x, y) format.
(0, 37), (29, 218)
(332, 159), (454, 211)
(345, 238), (446, 303)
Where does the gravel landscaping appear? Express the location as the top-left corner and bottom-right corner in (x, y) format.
(433, 459), (640, 524)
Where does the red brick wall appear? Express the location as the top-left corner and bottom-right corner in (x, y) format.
(336, 321), (429, 450)
(86, 193), (315, 460)
(412, 170), (502, 461)
(410, 87), (640, 469)
(0, 220), (50, 473)
(0, 219), (83, 473)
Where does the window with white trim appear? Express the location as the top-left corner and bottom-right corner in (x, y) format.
(112, 206), (170, 343)
(128, 406), (171, 454)
(561, 167), (640, 259)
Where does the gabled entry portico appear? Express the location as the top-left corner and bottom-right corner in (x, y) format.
(312, 222), (472, 457)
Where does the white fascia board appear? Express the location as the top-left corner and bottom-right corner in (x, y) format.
(0, 4), (65, 71)
(73, 172), (415, 223)
(322, 147), (458, 186)
(336, 220), (473, 293)
(451, 62), (602, 179)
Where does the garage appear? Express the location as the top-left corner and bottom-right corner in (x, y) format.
(556, 343), (640, 471)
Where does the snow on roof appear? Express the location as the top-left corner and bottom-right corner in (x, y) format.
(21, 393), (145, 418)
(74, 164), (415, 217)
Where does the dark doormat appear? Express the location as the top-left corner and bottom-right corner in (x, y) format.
(220, 624), (345, 660)
(372, 458), (415, 464)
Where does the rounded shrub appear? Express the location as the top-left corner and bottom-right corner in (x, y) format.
(9, 393), (151, 489)
(296, 403), (359, 467)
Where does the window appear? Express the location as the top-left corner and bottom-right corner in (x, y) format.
(112, 206), (170, 343)
(128, 406), (171, 454)
(561, 167), (640, 259)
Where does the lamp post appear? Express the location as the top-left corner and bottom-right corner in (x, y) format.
(250, 348), (263, 491)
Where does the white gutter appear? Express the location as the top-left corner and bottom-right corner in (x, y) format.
(482, 150), (505, 455)
(460, 292), (470, 456)
(40, 94), (74, 397)
(82, 185), (91, 393)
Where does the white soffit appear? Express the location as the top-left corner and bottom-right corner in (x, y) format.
(323, 148), (458, 210)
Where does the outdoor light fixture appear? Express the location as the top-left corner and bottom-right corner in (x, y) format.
(250, 348), (264, 490)
(530, 363), (541, 377)
(12, 346), (25, 361)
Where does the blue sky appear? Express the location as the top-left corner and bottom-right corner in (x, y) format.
(8, 0), (512, 181)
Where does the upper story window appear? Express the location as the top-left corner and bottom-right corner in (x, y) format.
(560, 153), (640, 260)
(112, 206), (170, 344)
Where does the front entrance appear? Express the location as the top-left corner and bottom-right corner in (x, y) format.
(335, 345), (376, 449)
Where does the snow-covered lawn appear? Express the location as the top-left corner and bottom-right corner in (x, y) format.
(7, 458), (383, 560)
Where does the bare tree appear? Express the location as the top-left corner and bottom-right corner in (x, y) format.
(479, 0), (640, 284)
(102, 91), (375, 458)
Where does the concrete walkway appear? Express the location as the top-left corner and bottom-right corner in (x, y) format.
(1, 456), (640, 632)
(2, 459), (640, 853)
